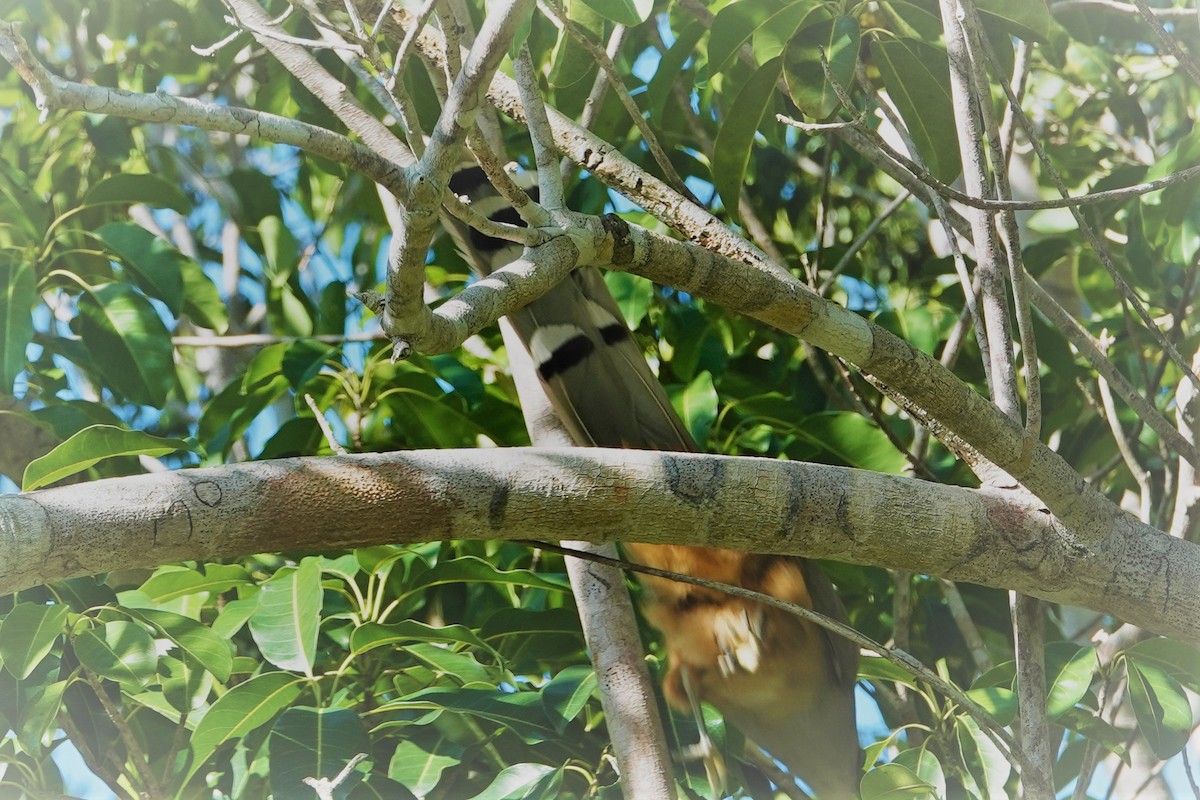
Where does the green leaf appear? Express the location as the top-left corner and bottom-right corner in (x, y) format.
(955, 713), (1010, 799)
(975, 0), (1053, 44)
(892, 748), (946, 798)
(792, 412), (909, 473)
(668, 370), (719, 447)
(783, 15), (860, 120)
(708, 0), (788, 75)
(870, 38), (960, 183)
(378, 688), (557, 744)
(1045, 643), (1097, 719)
(249, 557), (323, 675)
(857, 655), (920, 689)
(130, 608), (234, 683)
(604, 272), (653, 329)
(859, 763), (936, 799)
(21, 679), (68, 750)
(73, 620), (158, 690)
(81, 172), (190, 213)
(1125, 638), (1200, 693)
(1126, 658), (1192, 759)
(965, 686), (1017, 726)
(0, 602), (69, 680)
(541, 665), (597, 732)
(268, 707), (370, 800)
(178, 257), (229, 332)
(1057, 707), (1129, 761)
(0, 257), (35, 393)
(139, 563), (252, 603)
(95, 222), (186, 314)
(389, 737), (463, 796)
(187, 671), (306, 783)
(645, 21), (705, 120)
(350, 620), (499, 661)
(22, 424), (196, 491)
(73, 282), (176, 407)
(712, 58), (782, 216)
(464, 763), (562, 800)
(399, 557), (571, 601)
(576, 0), (651, 25)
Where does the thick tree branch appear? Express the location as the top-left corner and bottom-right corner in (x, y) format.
(2, 448), (1198, 641)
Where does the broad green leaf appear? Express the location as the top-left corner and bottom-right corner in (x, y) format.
(20, 679), (68, 750)
(377, 389), (490, 449)
(73, 620), (158, 690)
(178, 256), (228, 332)
(211, 597), (260, 640)
(249, 557), (322, 675)
(955, 713), (1010, 799)
(712, 58), (782, 215)
(870, 38), (959, 183)
(187, 671), (306, 783)
(892, 748), (946, 798)
(1057, 707), (1129, 762)
(198, 343), (291, 451)
(378, 688), (557, 744)
(859, 763), (935, 799)
(406, 642), (493, 685)
(268, 707), (370, 800)
(22, 424), (196, 491)
(261, 215), (298, 288)
(129, 608), (233, 682)
(399, 557), (571, 601)
(577, 0), (651, 25)
(0, 602), (69, 680)
(857, 655), (920, 689)
(389, 737), (463, 796)
(965, 686), (1016, 726)
(95, 222), (186, 314)
(1125, 638), (1200, 693)
(783, 15), (860, 120)
(464, 763), (561, 800)
(668, 370), (719, 447)
(1045, 643), (1097, 719)
(0, 257), (35, 392)
(0, 159), (49, 240)
(81, 172), (190, 213)
(645, 21), (705, 120)
(549, 2), (604, 89)
(1126, 659), (1192, 759)
(752, 3), (829, 62)
(350, 620), (499, 661)
(975, 0), (1053, 44)
(73, 282), (176, 407)
(159, 655), (215, 714)
(604, 272), (653, 329)
(792, 412), (909, 473)
(708, 0), (788, 75)
(139, 563), (252, 603)
(541, 665), (597, 732)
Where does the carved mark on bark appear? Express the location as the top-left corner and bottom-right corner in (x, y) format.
(194, 480), (222, 507)
(154, 499), (193, 546)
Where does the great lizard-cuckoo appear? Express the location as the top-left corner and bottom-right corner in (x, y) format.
(445, 166), (861, 797)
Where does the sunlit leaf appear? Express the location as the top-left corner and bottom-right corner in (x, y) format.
(23, 424), (196, 491)
(74, 620), (158, 689)
(269, 707), (370, 800)
(0, 602), (69, 680)
(249, 557), (322, 674)
(187, 671), (306, 782)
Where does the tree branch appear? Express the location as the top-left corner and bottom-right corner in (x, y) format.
(3, 448), (1198, 640)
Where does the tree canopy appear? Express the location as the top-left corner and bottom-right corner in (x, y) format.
(0, 0), (1198, 798)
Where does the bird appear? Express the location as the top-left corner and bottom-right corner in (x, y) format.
(444, 165), (861, 797)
